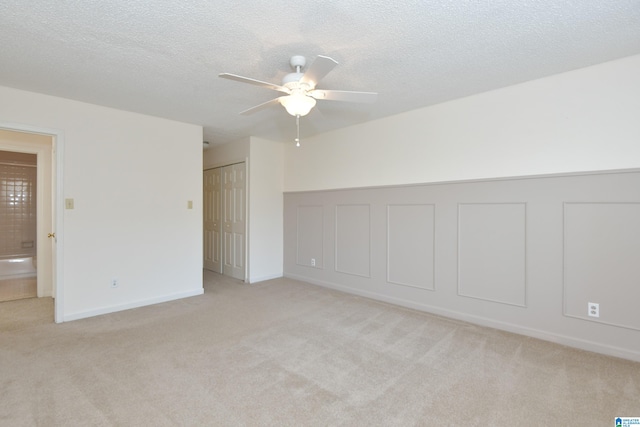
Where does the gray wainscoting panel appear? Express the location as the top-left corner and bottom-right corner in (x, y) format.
(283, 170), (640, 361)
(335, 204), (371, 277)
(458, 203), (527, 307)
(296, 205), (323, 268)
(387, 204), (435, 290)
(564, 202), (640, 331)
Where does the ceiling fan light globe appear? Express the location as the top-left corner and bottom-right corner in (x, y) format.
(280, 94), (316, 116)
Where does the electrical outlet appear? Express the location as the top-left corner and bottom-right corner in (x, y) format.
(588, 302), (599, 318)
(311, 258), (316, 267)
(111, 278), (119, 288)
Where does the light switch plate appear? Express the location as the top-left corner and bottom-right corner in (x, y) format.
(65, 198), (74, 209)
(187, 200), (193, 209)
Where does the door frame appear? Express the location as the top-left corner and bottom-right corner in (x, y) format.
(0, 122), (65, 323)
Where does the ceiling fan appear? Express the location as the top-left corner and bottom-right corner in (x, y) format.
(219, 55), (378, 118)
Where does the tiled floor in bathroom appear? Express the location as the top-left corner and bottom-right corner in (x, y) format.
(0, 277), (36, 302)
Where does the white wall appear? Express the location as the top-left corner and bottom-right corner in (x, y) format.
(284, 54), (640, 191)
(203, 137), (249, 169)
(248, 137), (284, 283)
(0, 85), (203, 321)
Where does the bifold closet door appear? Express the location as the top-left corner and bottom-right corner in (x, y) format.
(203, 163), (246, 280)
(222, 163), (246, 280)
(203, 168), (222, 273)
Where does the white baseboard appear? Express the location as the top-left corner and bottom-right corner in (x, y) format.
(284, 273), (640, 363)
(248, 273), (283, 284)
(63, 288), (204, 322)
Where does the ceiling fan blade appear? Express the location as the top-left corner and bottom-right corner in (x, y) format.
(310, 89), (378, 103)
(239, 97), (284, 115)
(300, 55), (338, 87)
(219, 73), (290, 94)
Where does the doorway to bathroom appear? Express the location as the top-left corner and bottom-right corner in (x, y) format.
(0, 150), (37, 301)
(0, 129), (55, 306)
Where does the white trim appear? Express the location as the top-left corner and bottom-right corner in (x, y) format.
(204, 158), (247, 171)
(284, 167), (640, 194)
(54, 133), (64, 323)
(0, 122), (65, 323)
(244, 157), (249, 282)
(284, 273), (640, 363)
(63, 288), (204, 322)
(248, 273), (283, 284)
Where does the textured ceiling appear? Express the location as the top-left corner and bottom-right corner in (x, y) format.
(1, 1), (640, 146)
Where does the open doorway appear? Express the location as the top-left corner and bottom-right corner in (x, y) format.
(0, 127), (59, 321)
(0, 150), (38, 301)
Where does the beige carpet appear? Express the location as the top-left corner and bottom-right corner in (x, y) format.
(1, 271), (639, 426)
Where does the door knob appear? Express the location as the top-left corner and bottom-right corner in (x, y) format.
(48, 233), (56, 238)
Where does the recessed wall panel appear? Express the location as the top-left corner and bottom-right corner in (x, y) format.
(564, 203), (640, 331)
(336, 204), (370, 277)
(224, 232), (232, 267)
(458, 203), (526, 306)
(297, 206), (323, 268)
(213, 230), (220, 263)
(387, 204), (435, 290)
(234, 233), (244, 269)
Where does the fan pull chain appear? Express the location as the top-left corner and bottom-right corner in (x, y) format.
(295, 114), (301, 147)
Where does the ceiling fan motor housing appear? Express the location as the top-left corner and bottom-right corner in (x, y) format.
(290, 55), (306, 69)
(285, 55), (308, 85)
